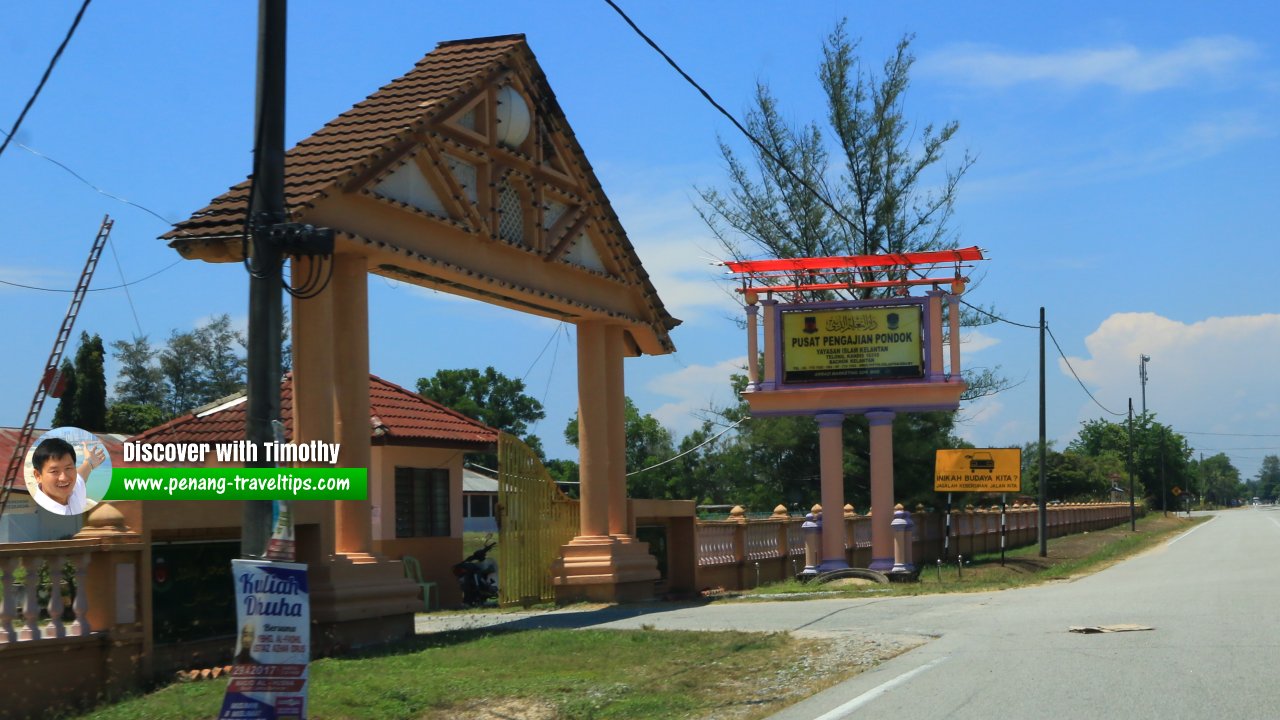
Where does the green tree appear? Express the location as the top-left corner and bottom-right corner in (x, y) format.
(111, 335), (165, 407)
(418, 367), (545, 440)
(105, 402), (169, 434)
(50, 358), (79, 428)
(1256, 455), (1280, 502)
(52, 333), (107, 430)
(418, 367), (546, 467)
(1196, 453), (1243, 507)
(1069, 413), (1192, 511)
(155, 315), (248, 415)
(159, 329), (208, 415)
(194, 315), (247, 400)
(696, 22), (1003, 399)
(564, 397), (678, 499)
(73, 333), (108, 431)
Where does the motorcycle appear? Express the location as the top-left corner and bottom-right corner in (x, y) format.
(453, 539), (498, 607)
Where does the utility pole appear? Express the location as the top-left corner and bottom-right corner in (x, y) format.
(1160, 428), (1167, 517)
(1038, 307), (1047, 557)
(1139, 354), (1150, 416)
(1128, 398), (1135, 532)
(242, 0), (288, 559)
(242, 0), (334, 560)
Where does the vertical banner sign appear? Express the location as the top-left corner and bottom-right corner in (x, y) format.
(265, 501), (295, 561)
(219, 560), (310, 720)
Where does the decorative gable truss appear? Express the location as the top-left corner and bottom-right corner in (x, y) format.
(357, 76), (620, 279)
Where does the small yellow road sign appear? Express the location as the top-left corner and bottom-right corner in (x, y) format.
(1171, 486), (1182, 496)
(935, 448), (1022, 493)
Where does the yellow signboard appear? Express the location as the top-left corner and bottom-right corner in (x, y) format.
(781, 305), (923, 383)
(934, 448), (1022, 493)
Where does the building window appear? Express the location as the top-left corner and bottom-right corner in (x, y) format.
(395, 467), (450, 538)
(467, 494), (495, 519)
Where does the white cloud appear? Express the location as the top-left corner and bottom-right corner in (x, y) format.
(1062, 311), (1280, 469)
(922, 36), (1259, 92)
(965, 111), (1272, 197)
(961, 328), (1000, 354)
(645, 356), (746, 439)
(610, 187), (743, 324)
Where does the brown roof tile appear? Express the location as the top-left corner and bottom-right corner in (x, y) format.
(127, 374), (497, 456)
(164, 35), (527, 242)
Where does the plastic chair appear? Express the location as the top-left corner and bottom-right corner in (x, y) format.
(401, 555), (437, 611)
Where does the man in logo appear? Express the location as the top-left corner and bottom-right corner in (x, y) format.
(30, 436), (103, 515)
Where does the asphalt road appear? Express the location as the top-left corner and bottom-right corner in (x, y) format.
(417, 508), (1280, 719)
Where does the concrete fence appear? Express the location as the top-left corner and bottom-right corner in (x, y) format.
(0, 505), (146, 720)
(693, 502), (1143, 592)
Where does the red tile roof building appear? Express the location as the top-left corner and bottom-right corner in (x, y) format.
(128, 374), (496, 455)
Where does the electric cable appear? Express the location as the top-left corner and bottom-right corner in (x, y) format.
(959, 299), (1039, 330)
(0, 0), (92, 162)
(1182, 430), (1280, 438)
(105, 235), (144, 337)
(606, 1), (1042, 336)
(0, 131), (176, 226)
(627, 414), (749, 477)
(1045, 325), (1124, 417)
(0, 258), (182, 293)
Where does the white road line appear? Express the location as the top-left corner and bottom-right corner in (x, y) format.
(1166, 516), (1214, 546)
(809, 656), (949, 720)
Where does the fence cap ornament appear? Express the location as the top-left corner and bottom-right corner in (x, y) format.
(772, 504), (789, 518)
(729, 506), (747, 521)
(811, 504), (822, 515)
(75, 501), (131, 537)
(843, 504), (855, 517)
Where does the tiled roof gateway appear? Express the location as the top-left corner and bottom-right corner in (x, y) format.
(162, 34), (529, 243)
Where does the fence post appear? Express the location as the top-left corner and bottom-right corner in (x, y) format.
(891, 505), (914, 572)
(801, 506), (821, 578)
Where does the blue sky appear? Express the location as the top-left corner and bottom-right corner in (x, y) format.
(2, 1), (1277, 483)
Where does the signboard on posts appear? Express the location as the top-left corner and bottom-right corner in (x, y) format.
(781, 304), (924, 383)
(934, 448), (1021, 492)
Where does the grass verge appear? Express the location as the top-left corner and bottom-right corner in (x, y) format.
(739, 513), (1206, 599)
(68, 628), (870, 720)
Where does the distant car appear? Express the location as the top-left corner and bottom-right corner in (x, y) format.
(967, 452), (996, 471)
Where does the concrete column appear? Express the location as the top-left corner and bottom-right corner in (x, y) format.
(867, 411), (896, 570)
(291, 262), (337, 556)
(760, 298), (778, 389)
(947, 294), (962, 380)
(291, 261), (335, 447)
(604, 324), (628, 537)
(816, 413), (849, 570)
(927, 291), (945, 380)
(745, 293), (759, 390)
(331, 253), (372, 555)
(576, 321), (610, 538)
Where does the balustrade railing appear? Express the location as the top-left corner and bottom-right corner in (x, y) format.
(0, 545), (94, 644)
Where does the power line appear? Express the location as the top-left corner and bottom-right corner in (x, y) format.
(1045, 324), (1124, 417)
(0, 258), (182, 293)
(1183, 430), (1280, 438)
(606, 0), (1036, 335)
(0, 133), (175, 226)
(627, 415), (749, 477)
(603, 0), (872, 251)
(105, 235), (143, 337)
(0, 0), (93, 162)
(960, 299), (1039, 330)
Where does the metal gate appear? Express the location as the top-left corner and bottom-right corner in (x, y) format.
(497, 433), (579, 606)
